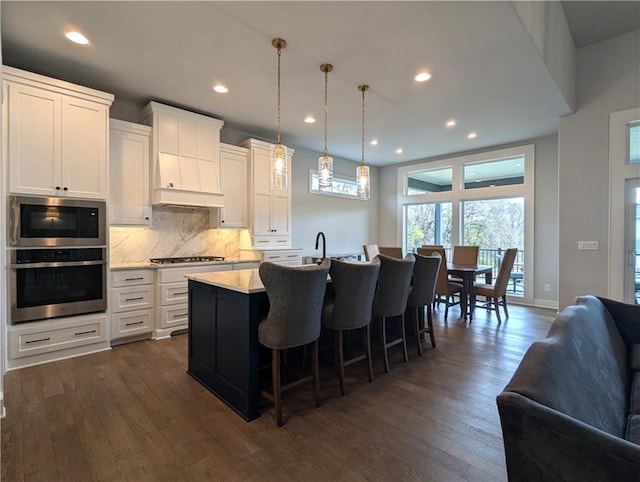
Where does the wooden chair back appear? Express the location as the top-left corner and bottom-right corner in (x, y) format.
(378, 246), (403, 259)
(363, 244), (379, 261)
(493, 248), (518, 296)
(452, 245), (479, 265)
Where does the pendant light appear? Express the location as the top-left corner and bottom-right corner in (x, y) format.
(270, 38), (288, 189)
(356, 84), (371, 200)
(318, 63), (334, 188)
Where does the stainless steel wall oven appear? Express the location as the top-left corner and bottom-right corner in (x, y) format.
(10, 248), (107, 324)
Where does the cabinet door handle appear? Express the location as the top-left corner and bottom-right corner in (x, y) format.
(63, 187), (68, 191)
(267, 256), (280, 259)
(145, 217), (149, 220)
(26, 337), (51, 344)
(287, 255), (298, 258)
(125, 321), (144, 326)
(277, 240), (287, 243)
(125, 277), (144, 281)
(257, 240), (269, 243)
(172, 291), (188, 296)
(125, 296), (144, 301)
(75, 329), (97, 336)
(55, 186), (61, 191)
(172, 313), (188, 318)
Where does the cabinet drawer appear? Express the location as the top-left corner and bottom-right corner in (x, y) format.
(253, 235), (290, 247)
(9, 315), (107, 359)
(111, 269), (154, 287)
(111, 285), (154, 313)
(158, 304), (189, 329)
(158, 281), (189, 305)
(111, 309), (153, 339)
(262, 250), (302, 264)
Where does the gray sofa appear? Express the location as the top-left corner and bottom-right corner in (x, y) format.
(497, 295), (640, 481)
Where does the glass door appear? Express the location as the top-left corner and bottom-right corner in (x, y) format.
(625, 179), (640, 304)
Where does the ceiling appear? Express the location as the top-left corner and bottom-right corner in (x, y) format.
(2, 1), (638, 167)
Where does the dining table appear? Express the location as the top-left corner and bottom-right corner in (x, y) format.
(447, 263), (493, 321)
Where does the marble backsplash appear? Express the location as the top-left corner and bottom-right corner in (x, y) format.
(109, 205), (241, 263)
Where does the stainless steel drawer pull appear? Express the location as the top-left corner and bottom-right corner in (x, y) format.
(125, 321), (144, 326)
(125, 296), (144, 301)
(277, 240), (287, 243)
(26, 337), (51, 344)
(173, 291), (188, 296)
(125, 277), (144, 281)
(268, 256), (279, 259)
(75, 329), (97, 336)
(172, 313), (188, 318)
(258, 240), (269, 243)
(287, 255), (298, 258)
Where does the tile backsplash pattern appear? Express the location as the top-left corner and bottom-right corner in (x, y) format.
(109, 205), (240, 263)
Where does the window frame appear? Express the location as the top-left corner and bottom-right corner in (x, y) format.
(308, 169), (364, 200)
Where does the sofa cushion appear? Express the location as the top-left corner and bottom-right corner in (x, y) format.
(627, 415), (640, 445)
(632, 344), (640, 371)
(504, 295), (630, 438)
(632, 372), (640, 415)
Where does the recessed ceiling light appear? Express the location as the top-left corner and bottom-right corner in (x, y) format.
(467, 132), (477, 139)
(414, 72), (432, 82)
(446, 119), (456, 127)
(370, 139), (378, 146)
(304, 116), (316, 124)
(395, 147), (404, 154)
(65, 31), (89, 45)
(212, 84), (229, 94)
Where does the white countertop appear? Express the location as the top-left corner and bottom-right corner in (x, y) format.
(186, 269), (265, 294)
(110, 258), (260, 271)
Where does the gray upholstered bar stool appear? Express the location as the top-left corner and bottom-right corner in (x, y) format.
(322, 258), (381, 395)
(371, 254), (415, 373)
(258, 258), (331, 426)
(406, 254), (441, 355)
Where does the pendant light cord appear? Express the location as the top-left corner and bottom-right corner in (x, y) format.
(276, 44), (282, 145)
(360, 84), (367, 167)
(323, 68), (328, 157)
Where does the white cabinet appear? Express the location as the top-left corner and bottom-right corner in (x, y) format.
(143, 101), (224, 208)
(109, 120), (151, 225)
(3, 66), (113, 199)
(110, 269), (154, 341)
(240, 138), (293, 246)
(7, 313), (109, 369)
(239, 248), (302, 266)
(217, 143), (248, 228)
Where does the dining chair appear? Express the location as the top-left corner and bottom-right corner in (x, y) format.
(363, 244), (380, 261)
(258, 258), (331, 426)
(378, 246), (403, 259)
(371, 254), (415, 373)
(406, 253), (441, 355)
(417, 247), (462, 320)
(322, 258), (381, 395)
(452, 245), (479, 265)
(472, 248), (517, 323)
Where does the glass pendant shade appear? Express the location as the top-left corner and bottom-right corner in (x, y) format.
(357, 164), (370, 199)
(318, 155), (333, 188)
(270, 142), (288, 189)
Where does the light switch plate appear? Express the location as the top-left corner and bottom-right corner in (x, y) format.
(578, 241), (599, 250)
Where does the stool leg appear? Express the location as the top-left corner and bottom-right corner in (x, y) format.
(427, 305), (436, 348)
(415, 306), (423, 357)
(272, 348), (284, 427)
(400, 314), (409, 362)
(312, 339), (321, 407)
(336, 330), (346, 396)
(365, 323), (374, 383)
(380, 316), (390, 373)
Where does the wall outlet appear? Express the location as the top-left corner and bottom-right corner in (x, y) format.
(578, 241), (599, 250)
(544, 284), (551, 292)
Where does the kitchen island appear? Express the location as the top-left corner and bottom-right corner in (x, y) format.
(186, 269), (269, 421)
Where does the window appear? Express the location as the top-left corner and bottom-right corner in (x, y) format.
(406, 167), (452, 195)
(309, 170), (360, 199)
(405, 202), (452, 251)
(629, 121), (640, 164)
(463, 157), (524, 189)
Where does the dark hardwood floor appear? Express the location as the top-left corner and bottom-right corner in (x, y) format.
(1, 303), (556, 481)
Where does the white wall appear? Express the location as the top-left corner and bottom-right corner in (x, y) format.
(558, 29), (640, 309)
(377, 133), (560, 306)
(290, 146), (378, 258)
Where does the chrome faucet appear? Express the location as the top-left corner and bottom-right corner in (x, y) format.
(315, 231), (326, 261)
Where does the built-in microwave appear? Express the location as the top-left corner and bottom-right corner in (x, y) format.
(8, 195), (106, 247)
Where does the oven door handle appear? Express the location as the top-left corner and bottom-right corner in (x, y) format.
(10, 260), (106, 269)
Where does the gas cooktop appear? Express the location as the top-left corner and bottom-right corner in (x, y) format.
(149, 256), (225, 264)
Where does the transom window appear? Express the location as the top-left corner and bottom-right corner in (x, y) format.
(309, 170), (360, 199)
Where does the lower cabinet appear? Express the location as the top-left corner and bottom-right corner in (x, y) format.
(110, 268), (155, 342)
(7, 313), (109, 369)
(239, 248), (302, 266)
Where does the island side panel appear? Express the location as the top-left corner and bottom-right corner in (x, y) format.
(187, 279), (267, 421)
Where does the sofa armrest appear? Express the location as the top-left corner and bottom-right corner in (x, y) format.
(497, 391), (640, 482)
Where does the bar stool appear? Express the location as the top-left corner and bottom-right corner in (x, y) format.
(371, 254), (415, 373)
(406, 254), (441, 355)
(258, 258), (331, 426)
(322, 258), (381, 395)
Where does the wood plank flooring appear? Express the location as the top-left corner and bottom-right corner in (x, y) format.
(1, 303), (555, 481)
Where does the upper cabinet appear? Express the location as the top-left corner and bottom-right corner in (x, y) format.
(109, 119), (151, 225)
(241, 138), (294, 247)
(143, 102), (224, 208)
(3, 66), (114, 199)
(217, 143), (248, 229)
